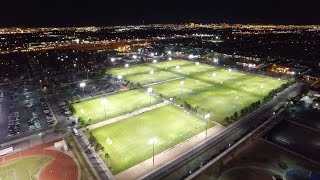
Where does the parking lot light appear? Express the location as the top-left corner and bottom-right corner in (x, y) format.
(80, 83), (86, 97)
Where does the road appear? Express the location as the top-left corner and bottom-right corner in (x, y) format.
(141, 83), (304, 180)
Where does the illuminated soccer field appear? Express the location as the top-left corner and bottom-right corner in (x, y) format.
(90, 105), (211, 174)
(107, 59), (287, 125)
(74, 59), (287, 174)
(72, 89), (159, 124)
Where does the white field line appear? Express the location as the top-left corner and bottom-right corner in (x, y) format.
(142, 77), (184, 87)
(86, 102), (168, 130)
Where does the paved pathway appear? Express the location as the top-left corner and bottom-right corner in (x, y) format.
(86, 102), (168, 130)
(115, 124), (225, 180)
(75, 129), (115, 180)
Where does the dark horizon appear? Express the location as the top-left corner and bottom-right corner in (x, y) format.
(1, 0), (320, 28)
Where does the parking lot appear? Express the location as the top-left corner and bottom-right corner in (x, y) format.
(0, 83), (54, 142)
(61, 78), (122, 101)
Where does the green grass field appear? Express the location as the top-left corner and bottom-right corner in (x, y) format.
(72, 89), (159, 124)
(73, 59), (288, 174)
(90, 105), (212, 174)
(107, 60), (287, 125)
(0, 157), (51, 180)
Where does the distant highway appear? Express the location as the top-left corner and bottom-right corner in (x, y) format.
(141, 83), (304, 180)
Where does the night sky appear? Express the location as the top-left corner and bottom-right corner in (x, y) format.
(1, 0), (320, 27)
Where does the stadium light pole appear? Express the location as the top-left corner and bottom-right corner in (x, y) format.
(149, 70), (154, 83)
(180, 81), (184, 98)
(260, 86), (264, 102)
(101, 99), (107, 119)
(205, 114), (211, 138)
(80, 82), (86, 97)
(150, 138), (158, 166)
(234, 96), (239, 113)
(147, 87), (153, 105)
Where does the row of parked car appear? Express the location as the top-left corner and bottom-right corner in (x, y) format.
(7, 88), (21, 136)
(58, 102), (71, 117)
(40, 97), (55, 126)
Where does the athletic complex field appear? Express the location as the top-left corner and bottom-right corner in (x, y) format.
(71, 59), (287, 174)
(0, 139), (78, 180)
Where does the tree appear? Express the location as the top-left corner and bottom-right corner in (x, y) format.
(233, 112), (238, 118)
(89, 135), (98, 147)
(95, 143), (103, 153)
(105, 153), (110, 166)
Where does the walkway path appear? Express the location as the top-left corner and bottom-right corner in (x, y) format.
(86, 102), (168, 130)
(115, 124), (226, 180)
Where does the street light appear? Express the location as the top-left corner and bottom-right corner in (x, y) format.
(80, 82), (86, 97)
(147, 87), (153, 105)
(100, 99), (107, 119)
(149, 137), (158, 166)
(86, 69), (90, 79)
(204, 114), (211, 138)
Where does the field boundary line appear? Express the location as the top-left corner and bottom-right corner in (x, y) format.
(142, 77), (184, 87)
(86, 102), (168, 130)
